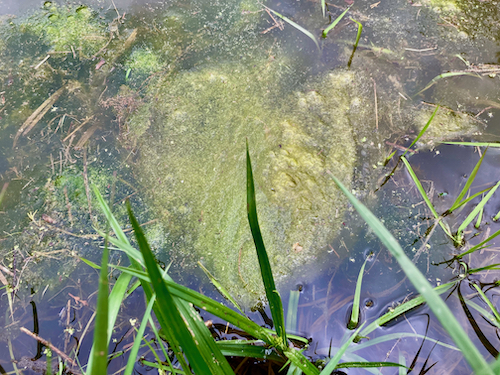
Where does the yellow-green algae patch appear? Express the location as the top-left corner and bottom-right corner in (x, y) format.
(126, 60), (363, 307)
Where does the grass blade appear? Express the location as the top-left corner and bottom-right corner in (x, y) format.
(198, 261), (245, 315)
(401, 157), (452, 238)
(402, 105), (439, 158)
(246, 141), (287, 346)
(348, 254), (371, 329)
(124, 294), (156, 375)
(471, 283), (500, 323)
(126, 202), (215, 375)
(456, 180), (500, 243)
(347, 18), (363, 68)
(264, 5), (320, 50)
(321, 0), (326, 17)
(415, 72), (480, 96)
(322, 6), (351, 38)
(439, 141), (500, 147)
(360, 282), (455, 336)
(329, 173), (493, 375)
(448, 148), (487, 213)
(286, 290), (300, 332)
(455, 228), (500, 259)
(88, 242), (109, 375)
(320, 324), (364, 375)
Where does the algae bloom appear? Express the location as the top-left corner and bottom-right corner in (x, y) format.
(126, 59), (365, 307)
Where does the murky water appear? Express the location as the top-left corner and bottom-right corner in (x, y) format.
(0, 0), (499, 373)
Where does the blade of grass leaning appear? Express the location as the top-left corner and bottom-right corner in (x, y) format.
(124, 294), (156, 375)
(347, 18), (363, 68)
(351, 18), (363, 49)
(494, 209), (500, 221)
(470, 284), (500, 324)
(217, 341), (282, 361)
(335, 362), (406, 370)
(88, 241), (109, 375)
(475, 206), (483, 228)
(360, 281), (456, 336)
(448, 148), (487, 213)
(321, 0), (326, 17)
(198, 261), (245, 315)
(456, 180), (500, 244)
(246, 141), (287, 346)
(401, 157), (452, 238)
(329, 173), (493, 375)
(351, 332), (458, 353)
(147, 316), (177, 372)
(454, 227), (500, 259)
(348, 254), (371, 329)
(438, 141), (500, 148)
(322, 6), (351, 38)
(445, 185), (493, 216)
(286, 290), (300, 332)
(415, 71), (480, 96)
(264, 5), (320, 50)
(319, 324), (365, 375)
(127, 202), (231, 375)
(0, 183), (8, 208)
(402, 105), (439, 158)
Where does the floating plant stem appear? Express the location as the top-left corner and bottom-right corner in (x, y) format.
(402, 105), (439, 158)
(439, 141), (500, 148)
(322, 6), (351, 39)
(329, 173), (493, 375)
(264, 5), (320, 50)
(415, 71), (480, 97)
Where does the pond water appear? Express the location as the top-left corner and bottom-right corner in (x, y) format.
(0, 0), (499, 373)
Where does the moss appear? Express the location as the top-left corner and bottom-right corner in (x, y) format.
(20, 3), (107, 58)
(125, 58), (365, 307)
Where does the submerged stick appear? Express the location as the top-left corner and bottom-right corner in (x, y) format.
(20, 327), (77, 367)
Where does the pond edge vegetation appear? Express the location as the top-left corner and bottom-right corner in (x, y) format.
(75, 138), (500, 374)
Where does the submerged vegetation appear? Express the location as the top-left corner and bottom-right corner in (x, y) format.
(0, 0), (499, 373)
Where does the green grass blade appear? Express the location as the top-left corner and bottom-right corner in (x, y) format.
(264, 5), (320, 50)
(471, 284), (500, 324)
(335, 362), (406, 369)
(286, 290), (300, 332)
(351, 18), (363, 49)
(0, 183), (8, 208)
(320, 324), (365, 375)
(114, 264), (282, 345)
(475, 206), (483, 228)
(198, 261), (245, 315)
(348, 255), (371, 329)
(449, 148), (487, 213)
(415, 72), (480, 96)
(216, 341), (282, 361)
(401, 157), (452, 238)
(454, 228), (500, 259)
(246, 141), (287, 346)
(438, 141), (500, 148)
(360, 281), (455, 336)
(402, 105), (439, 158)
(322, 6), (351, 38)
(321, 0), (326, 17)
(329, 174), (493, 375)
(284, 349), (320, 375)
(126, 202), (215, 375)
(124, 294), (156, 375)
(456, 180), (500, 243)
(447, 186), (493, 215)
(88, 242), (109, 375)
